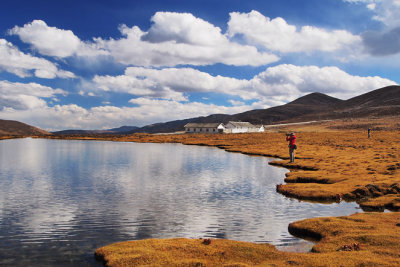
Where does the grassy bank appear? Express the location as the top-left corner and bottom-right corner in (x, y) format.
(95, 212), (400, 266)
(0, 135), (27, 140)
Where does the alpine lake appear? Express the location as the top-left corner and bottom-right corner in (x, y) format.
(0, 138), (358, 266)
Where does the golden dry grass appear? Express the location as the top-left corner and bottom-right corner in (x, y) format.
(0, 135), (25, 140)
(95, 212), (400, 266)
(359, 194), (400, 211)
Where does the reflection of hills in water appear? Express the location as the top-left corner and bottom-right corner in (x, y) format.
(0, 138), (358, 266)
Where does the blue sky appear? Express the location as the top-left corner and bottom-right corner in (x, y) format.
(0, 0), (399, 130)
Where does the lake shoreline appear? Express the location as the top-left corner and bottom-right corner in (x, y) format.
(40, 129), (400, 208)
(4, 120), (400, 266)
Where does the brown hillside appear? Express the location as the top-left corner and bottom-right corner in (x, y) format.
(0, 119), (51, 136)
(340, 85), (400, 108)
(230, 92), (342, 125)
(332, 85), (400, 117)
(288, 92), (344, 106)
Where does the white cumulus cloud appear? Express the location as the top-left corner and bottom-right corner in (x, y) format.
(97, 13), (279, 67)
(0, 80), (66, 110)
(249, 64), (396, 100)
(227, 10), (361, 53)
(9, 20), (108, 58)
(92, 67), (248, 101)
(9, 20), (81, 58)
(0, 39), (75, 79)
(141, 12), (226, 46)
(8, 11), (376, 67)
(91, 65), (396, 106)
(9, 14), (279, 67)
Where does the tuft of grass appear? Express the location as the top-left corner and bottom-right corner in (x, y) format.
(359, 194), (400, 211)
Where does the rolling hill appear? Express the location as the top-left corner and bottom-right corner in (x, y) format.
(229, 92), (344, 124)
(0, 119), (51, 136)
(332, 85), (400, 118)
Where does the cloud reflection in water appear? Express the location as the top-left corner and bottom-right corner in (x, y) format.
(0, 138), (358, 266)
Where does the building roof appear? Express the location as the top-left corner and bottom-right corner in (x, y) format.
(184, 123), (223, 128)
(226, 121), (256, 128)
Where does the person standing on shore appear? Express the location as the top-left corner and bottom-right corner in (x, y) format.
(286, 132), (296, 163)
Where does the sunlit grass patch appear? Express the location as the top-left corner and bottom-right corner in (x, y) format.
(96, 213), (400, 266)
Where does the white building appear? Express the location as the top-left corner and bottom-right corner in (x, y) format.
(184, 121), (264, 134)
(224, 121), (263, 133)
(184, 123), (225, 133)
(255, 125), (265, 132)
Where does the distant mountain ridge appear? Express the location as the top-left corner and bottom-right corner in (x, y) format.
(339, 85), (400, 108)
(2, 85), (399, 136)
(332, 85), (400, 117)
(52, 125), (139, 135)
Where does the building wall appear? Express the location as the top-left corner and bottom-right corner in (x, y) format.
(185, 127), (219, 133)
(185, 123), (262, 134)
(226, 127), (249, 133)
(224, 125), (263, 133)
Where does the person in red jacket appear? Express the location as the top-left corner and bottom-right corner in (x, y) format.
(286, 132), (296, 163)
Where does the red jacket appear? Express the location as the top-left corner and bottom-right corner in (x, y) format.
(286, 135), (296, 148)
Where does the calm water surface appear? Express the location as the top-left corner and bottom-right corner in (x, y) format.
(0, 138), (358, 266)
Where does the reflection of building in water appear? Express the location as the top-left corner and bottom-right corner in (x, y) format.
(184, 121), (264, 134)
